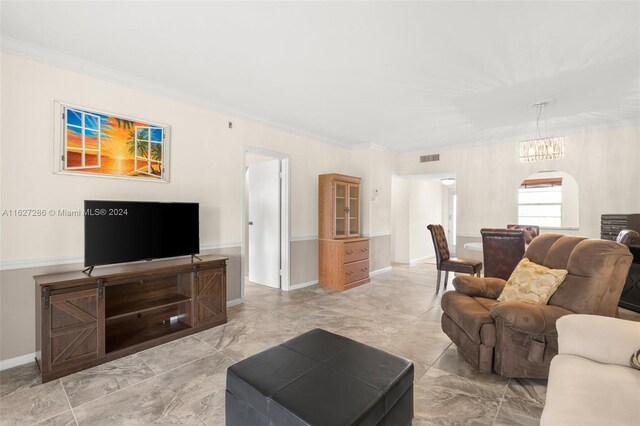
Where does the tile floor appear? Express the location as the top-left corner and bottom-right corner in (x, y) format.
(1, 262), (639, 425)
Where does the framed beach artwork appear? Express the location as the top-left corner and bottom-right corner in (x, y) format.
(53, 102), (171, 182)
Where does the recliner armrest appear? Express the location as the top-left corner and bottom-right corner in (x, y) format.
(490, 302), (574, 334)
(453, 276), (506, 299)
(557, 314), (640, 367)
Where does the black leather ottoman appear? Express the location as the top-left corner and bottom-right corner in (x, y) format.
(226, 328), (413, 426)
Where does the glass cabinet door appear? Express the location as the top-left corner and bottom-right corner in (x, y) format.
(348, 184), (360, 237)
(334, 182), (347, 237)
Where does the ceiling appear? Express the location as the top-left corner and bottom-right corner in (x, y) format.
(2, 1), (639, 153)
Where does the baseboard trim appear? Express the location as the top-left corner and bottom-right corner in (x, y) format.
(288, 280), (318, 290)
(410, 256), (434, 264)
(227, 298), (243, 307)
(0, 352), (36, 371)
(370, 266), (392, 276)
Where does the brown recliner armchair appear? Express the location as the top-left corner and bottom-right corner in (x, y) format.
(440, 234), (633, 378)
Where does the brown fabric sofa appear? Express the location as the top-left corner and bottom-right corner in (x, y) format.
(440, 234), (633, 378)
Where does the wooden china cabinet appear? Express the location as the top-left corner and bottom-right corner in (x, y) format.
(318, 174), (370, 290)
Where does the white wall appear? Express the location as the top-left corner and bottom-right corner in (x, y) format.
(391, 177), (443, 263)
(398, 126), (640, 241)
(391, 176), (410, 263)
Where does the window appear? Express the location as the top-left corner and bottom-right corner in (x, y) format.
(65, 108), (101, 169)
(518, 178), (562, 227)
(134, 126), (163, 176)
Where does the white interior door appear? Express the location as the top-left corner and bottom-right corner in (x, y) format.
(248, 159), (280, 288)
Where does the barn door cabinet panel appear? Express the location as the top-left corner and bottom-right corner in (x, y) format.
(195, 268), (227, 326)
(35, 255), (227, 382)
(318, 173), (369, 291)
(41, 288), (104, 375)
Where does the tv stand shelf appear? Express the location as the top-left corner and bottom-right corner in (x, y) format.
(105, 294), (191, 320)
(34, 255), (228, 382)
(106, 318), (192, 354)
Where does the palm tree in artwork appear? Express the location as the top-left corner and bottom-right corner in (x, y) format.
(126, 128), (149, 158)
(151, 143), (162, 175)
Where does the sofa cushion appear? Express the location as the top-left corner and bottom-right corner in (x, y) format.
(498, 259), (567, 304)
(441, 291), (495, 345)
(441, 257), (482, 274)
(541, 354), (640, 426)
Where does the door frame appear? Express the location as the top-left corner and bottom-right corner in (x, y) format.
(241, 146), (291, 300)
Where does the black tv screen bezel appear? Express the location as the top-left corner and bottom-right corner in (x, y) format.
(84, 200), (200, 267)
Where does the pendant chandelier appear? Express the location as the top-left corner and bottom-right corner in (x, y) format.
(519, 101), (564, 163)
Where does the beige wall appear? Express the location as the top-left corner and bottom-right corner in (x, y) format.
(290, 239), (318, 286)
(391, 176), (410, 263)
(398, 126), (640, 240)
(369, 234), (391, 272)
(391, 176), (443, 263)
(0, 53), (396, 363)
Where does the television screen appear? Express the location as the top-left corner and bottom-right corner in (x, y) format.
(84, 200), (199, 267)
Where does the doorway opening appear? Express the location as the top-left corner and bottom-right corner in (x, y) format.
(241, 146), (290, 301)
(446, 187), (457, 256)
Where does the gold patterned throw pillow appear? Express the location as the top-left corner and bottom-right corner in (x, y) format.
(497, 258), (568, 304)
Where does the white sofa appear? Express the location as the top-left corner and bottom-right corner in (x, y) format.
(541, 314), (640, 426)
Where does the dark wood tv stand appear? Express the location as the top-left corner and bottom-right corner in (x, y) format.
(34, 255), (228, 382)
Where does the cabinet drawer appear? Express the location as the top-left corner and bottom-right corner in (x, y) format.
(345, 260), (369, 284)
(344, 240), (369, 263)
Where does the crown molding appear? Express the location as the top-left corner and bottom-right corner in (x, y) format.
(398, 119), (640, 157)
(351, 142), (397, 154)
(0, 36), (367, 152)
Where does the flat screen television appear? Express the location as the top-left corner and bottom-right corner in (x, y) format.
(84, 200), (199, 267)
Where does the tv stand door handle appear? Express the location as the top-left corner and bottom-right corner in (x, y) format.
(97, 279), (104, 300)
(43, 287), (51, 309)
(248, 221), (254, 225)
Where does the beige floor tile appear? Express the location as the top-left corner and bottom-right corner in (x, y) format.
(36, 410), (77, 426)
(73, 375), (201, 425)
(138, 335), (216, 374)
(157, 352), (235, 405)
(0, 380), (70, 426)
(0, 362), (41, 398)
(413, 368), (503, 425)
(187, 387), (225, 426)
(61, 354), (156, 407)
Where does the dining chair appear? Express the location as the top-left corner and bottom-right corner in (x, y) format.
(481, 228), (525, 280)
(506, 224), (540, 245)
(427, 224), (482, 292)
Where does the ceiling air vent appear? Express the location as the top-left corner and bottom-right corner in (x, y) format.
(420, 154), (440, 163)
